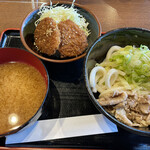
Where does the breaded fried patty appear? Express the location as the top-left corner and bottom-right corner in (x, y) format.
(58, 20), (88, 58)
(34, 17), (60, 56)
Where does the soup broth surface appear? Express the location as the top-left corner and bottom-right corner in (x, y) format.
(0, 62), (47, 135)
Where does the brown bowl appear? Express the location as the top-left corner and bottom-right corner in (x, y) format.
(20, 1), (101, 63)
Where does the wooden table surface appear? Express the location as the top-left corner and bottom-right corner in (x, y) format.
(1, 0), (150, 34)
(0, 1), (150, 150)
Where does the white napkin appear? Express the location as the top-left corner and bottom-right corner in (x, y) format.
(6, 114), (118, 144)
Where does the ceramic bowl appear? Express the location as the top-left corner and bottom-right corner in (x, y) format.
(0, 47), (49, 137)
(84, 27), (150, 136)
(20, 1), (101, 63)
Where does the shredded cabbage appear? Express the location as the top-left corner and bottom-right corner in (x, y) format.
(35, 3), (90, 36)
(107, 45), (150, 90)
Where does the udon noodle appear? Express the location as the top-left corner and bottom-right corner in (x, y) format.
(90, 45), (150, 127)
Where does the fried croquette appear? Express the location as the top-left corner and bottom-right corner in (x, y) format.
(58, 20), (88, 58)
(34, 17), (60, 56)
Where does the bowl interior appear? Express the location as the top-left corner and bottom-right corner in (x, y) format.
(0, 48), (48, 86)
(85, 27), (150, 136)
(20, 2), (101, 63)
(0, 48), (49, 136)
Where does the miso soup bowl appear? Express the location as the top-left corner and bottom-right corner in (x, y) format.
(0, 47), (49, 137)
(20, 1), (101, 63)
(84, 27), (150, 136)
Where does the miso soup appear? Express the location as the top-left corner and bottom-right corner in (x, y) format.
(0, 62), (47, 135)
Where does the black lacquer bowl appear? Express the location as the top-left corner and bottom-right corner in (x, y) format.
(84, 27), (150, 136)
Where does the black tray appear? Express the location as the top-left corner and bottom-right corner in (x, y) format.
(0, 29), (150, 150)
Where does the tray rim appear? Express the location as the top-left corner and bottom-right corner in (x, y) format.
(0, 28), (20, 42)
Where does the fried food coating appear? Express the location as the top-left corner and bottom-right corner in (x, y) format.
(34, 17), (60, 56)
(58, 20), (88, 58)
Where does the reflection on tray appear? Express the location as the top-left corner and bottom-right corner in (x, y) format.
(39, 80), (61, 120)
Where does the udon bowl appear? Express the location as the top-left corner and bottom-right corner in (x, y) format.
(20, 1), (101, 63)
(84, 27), (150, 136)
(0, 47), (49, 137)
